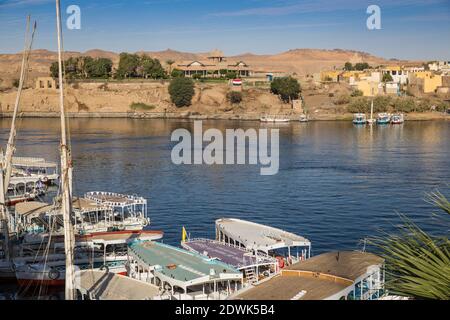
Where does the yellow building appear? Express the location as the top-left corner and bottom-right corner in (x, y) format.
(320, 70), (341, 82)
(409, 71), (442, 93)
(355, 80), (382, 97)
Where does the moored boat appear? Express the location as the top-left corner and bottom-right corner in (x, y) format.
(376, 113), (391, 125)
(352, 113), (367, 125)
(260, 115), (290, 122)
(391, 113), (404, 124)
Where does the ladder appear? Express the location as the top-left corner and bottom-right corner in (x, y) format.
(244, 267), (257, 284)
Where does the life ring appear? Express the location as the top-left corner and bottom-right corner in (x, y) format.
(48, 268), (60, 280)
(99, 265), (109, 273)
(276, 256), (285, 269)
(142, 218), (149, 227)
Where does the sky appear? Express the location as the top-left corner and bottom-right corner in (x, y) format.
(0, 0), (449, 60)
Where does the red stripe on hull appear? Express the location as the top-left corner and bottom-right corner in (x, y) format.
(17, 278), (65, 287)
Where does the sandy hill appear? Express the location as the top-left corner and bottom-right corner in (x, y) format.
(0, 48), (412, 88)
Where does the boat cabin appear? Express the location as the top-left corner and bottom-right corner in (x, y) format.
(128, 241), (243, 300)
(215, 218), (311, 267)
(181, 238), (278, 284)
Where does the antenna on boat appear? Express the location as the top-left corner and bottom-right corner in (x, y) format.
(55, 0), (76, 300)
(0, 15), (36, 263)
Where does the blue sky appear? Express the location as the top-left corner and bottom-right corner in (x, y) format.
(0, 0), (449, 59)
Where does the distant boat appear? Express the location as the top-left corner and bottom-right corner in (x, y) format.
(260, 115), (290, 123)
(353, 113), (367, 125)
(376, 113), (391, 125)
(299, 114), (309, 122)
(391, 113), (404, 124)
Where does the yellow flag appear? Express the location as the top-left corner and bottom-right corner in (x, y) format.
(182, 226), (187, 242)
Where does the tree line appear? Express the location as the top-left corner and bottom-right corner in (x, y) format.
(50, 53), (167, 79)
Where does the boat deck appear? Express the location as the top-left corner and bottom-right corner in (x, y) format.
(216, 218), (310, 251)
(234, 274), (348, 300)
(287, 251), (384, 281)
(129, 242), (241, 283)
(182, 239), (275, 269)
(76, 270), (160, 300)
(233, 251), (384, 300)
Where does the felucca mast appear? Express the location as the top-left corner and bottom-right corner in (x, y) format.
(0, 16), (36, 262)
(55, 0), (76, 300)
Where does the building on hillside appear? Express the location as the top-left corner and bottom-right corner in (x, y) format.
(408, 71), (443, 94)
(35, 77), (56, 90)
(320, 70), (341, 82)
(354, 80), (383, 96)
(385, 82), (400, 95)
(174, 50), (252, 78)
(381, 66), (408, 84)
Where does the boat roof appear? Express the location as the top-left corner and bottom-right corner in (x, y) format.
(15, 198), (109, 218)
(287, 251), (384, 281)
(87, 230), (164, 244)
(15, 201), (52, 217)
(216, 218), (310, 251)
(182, 239), (276, 269)
(234, 274), (349, 300)
(11, 156), (57, 168)
(85, 191), (147, 207)
(233, 251), (384, 300)
(76, 270), (160, 300)
(129, 242), (241, 286)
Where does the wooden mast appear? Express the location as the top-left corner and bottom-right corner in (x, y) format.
(0, 16), (35, 263)
(55, 0), (76, 300)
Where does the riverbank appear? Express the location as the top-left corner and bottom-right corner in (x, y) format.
(0, 111), (448, 120)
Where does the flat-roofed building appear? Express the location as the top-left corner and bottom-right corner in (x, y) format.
(175, 50), (251, 78)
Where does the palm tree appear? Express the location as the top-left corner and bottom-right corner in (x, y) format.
(369, 190), (450, 300)
(166, 59), (175, 76)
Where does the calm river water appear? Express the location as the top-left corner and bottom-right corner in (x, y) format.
(1, 118), (449, 253)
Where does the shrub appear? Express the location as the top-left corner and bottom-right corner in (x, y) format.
(12, 79), (20, 88)
(392, 97), (416, 113)
(348, 97), (370, 113)
(130, 102), (156, 111)
(373, 96), (391, 112)
(270, 76), (301, 103)
(168, 77), (195, 107)
(435, 102), (449, 112)
(350, 89), (363, 97)
(334, 94), (350, 105)
(171, 69), (184, 78)
(225, 72), (237, 80)
(227, 91), (242, 104)
(192, 73), (202, 80)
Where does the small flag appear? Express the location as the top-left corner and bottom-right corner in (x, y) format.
(182, 226), (187, 242)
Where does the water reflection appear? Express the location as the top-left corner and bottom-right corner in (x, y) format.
(0, 119), (449, 253)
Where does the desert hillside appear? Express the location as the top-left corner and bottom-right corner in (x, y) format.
(0, 48), (405, 88)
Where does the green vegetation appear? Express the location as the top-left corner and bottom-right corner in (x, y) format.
(343, 62), (371, 71)
(368, 190), (450, 300)
(12, 78), (20, 88)
(130, 102), (156, 111)
(171, 68), (184, 78)
(270, 76), (301, 103)
(116, 53), (167, 79)
(344, 62), (353, 71)
(225, 71), (237, 80)
(227, 91), (243, 104)
(334, 94), (351, 105)
(50, 56), (113, 79)
(382, 73), (394, 83)
(168, 77), (195, 107)
(350, 89), (363, 97)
